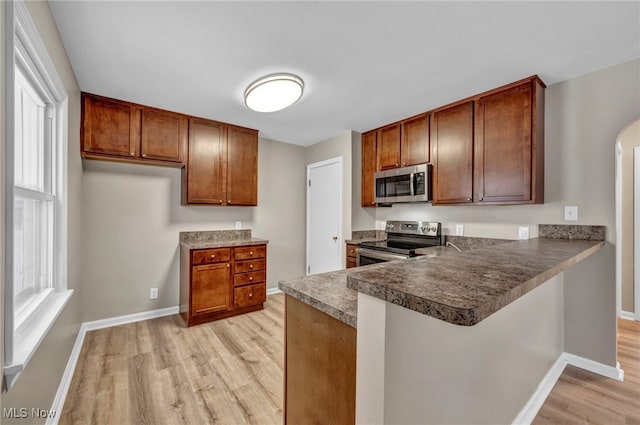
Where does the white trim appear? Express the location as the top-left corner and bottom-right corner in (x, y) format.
(620, 310), (637, 321)
(634, 146), (640, 320)
(46, 305), (179, 425)
(306, 156), (344, 276)
(82, 306), (179, 332)
(615, 141), (623, 318)
(512, 352), (625, 424)
(267, 287), (282, 296)
(512, 354), (567, 425)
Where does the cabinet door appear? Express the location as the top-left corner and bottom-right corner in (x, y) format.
(475, 83), (532, 203)
(81, 93), (140, 157)
(186, 119), (226, 204)
(376, 124), (401, 170)
(226, 126), (258, 206)
(141, 108), (187, 163)
(431, 101), (474, 205)
(361, 131), (377, 207)
(401, 114), (429, 167)
(191, 263), (232, 316)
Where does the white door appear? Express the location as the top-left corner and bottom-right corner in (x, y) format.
(307, 157), (343, 275)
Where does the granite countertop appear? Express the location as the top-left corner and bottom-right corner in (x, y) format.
(180, 229), (268, 250)
(345, 229), (386, 245)
(347, 238), (604, 326)
(280, 225), (605, 328)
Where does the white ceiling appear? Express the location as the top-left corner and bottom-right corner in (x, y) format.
(49, 1), (640, 147)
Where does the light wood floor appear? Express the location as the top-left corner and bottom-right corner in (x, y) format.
(60, 294), (284, 425)
(534, 318), (640, 425)
(62, 294), (639, 425)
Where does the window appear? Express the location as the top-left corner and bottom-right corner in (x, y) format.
(4, 0), (71, 389)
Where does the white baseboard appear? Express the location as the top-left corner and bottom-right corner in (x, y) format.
(47, 305), (179, 425)
(620, 310), (637, 321)
(512, 351), (624, 425)
(512, 354), (567, 424)
(267, 287), (282, 295)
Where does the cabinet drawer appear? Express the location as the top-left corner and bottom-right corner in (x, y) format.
(235, 258), (266, 273)
(234, 283), (266, 308)
(192, 248), (231, 265)
(346, 257), (357, 269)
(346, 243), (357, 258)
(234, 270), (266, 287)
(234, 245), (266, 260)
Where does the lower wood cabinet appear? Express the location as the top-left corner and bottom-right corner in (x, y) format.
(180, 244), (267, 326)
(284, 295), (356, 425)
(346, 243), (357, 268)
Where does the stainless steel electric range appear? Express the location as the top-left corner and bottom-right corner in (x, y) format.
(356, 220), (442, 266)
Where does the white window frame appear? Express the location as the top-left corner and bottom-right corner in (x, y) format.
(4, 0), (72, 390)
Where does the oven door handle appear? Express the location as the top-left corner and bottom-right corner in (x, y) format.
(356, 248), (409, 262)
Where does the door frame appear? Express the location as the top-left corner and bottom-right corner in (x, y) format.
(634, 147), (640, 320)
(306, 156), (343, 276)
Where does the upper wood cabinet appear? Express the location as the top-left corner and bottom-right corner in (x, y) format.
(401, 114), (430, 167)
(474, 79), (544, 204)
(183, 120), (258, 206)
(361, 131), (378, 207)
(81, 92), (186, 166)
(226, 126), (259, 206)
(431, 101), (475, 205)
(376, 124), (401, 170)
(375, 115), (430, 171)
(185, 119), (227, 205)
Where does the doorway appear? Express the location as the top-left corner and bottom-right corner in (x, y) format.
(306, 157), (343, 275)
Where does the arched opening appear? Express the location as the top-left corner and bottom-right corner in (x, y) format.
(615, 118), (640, 321)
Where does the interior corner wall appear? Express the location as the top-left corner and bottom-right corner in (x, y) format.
(2, 1), (84, 422)
(374, 59), (640, 366)
(81, 137), (306, 322)
(620, 119), (640, 314)
(305, 131), (353, 264)
(1, 0), (6, 405)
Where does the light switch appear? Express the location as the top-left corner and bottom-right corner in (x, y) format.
(564, 206), (578, 221)
(455, 224), (464, 236)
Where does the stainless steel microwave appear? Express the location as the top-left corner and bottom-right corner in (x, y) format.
(374, 163), (432, 204)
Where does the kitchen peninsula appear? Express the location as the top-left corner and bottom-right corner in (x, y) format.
(279, 225), (607, 425)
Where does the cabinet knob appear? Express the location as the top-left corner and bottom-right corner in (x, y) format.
(249, 251), (253, 256)
(219, 200), (223, 204)
(402, 162), (406, 166)
(479, 197), (484, 201)
(467, 197), (472, 201)
(141, 153), (146, 157)
(395, 163), (399, 167)
(249, 292), (253, 298)
(249, 276), (253, 281)
(371, 201), (375, 205)
(210, 254), (215, 259)
(228, 200), (232, 204)
(226, 264), (230, 268)
(249, 264), (254, 269)
(130, 152), (135, 156)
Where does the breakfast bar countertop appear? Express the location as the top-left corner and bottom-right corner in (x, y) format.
(280, 225), (606, 328)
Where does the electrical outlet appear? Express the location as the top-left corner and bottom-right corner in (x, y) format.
(564, 206), (578, 221)
(149, 288), (158, 300)
(518, 226), (529, 240)
(455, 224), (464, 236)
(235, 221), (242, 229)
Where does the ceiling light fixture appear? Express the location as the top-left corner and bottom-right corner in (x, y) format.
(244, 73), (304, 113)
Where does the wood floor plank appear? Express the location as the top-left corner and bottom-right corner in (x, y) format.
(60, 294), (284, 425)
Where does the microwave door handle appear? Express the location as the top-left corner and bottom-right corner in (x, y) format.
(410, 172), (415, 196)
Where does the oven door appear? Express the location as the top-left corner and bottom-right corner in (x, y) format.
(356, 248), (409, 266)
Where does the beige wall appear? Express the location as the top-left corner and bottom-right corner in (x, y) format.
(620, 120), (640, 313)
(2, 1), (84, 422)
(305, 131), (354, 266)
(373, 59), (640, 365)
(81, 138), (306, 322)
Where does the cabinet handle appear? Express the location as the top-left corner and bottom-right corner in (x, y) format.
(249, 276), (253, 281)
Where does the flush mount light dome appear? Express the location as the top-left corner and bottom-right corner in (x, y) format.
(244, 73), (304, 113)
